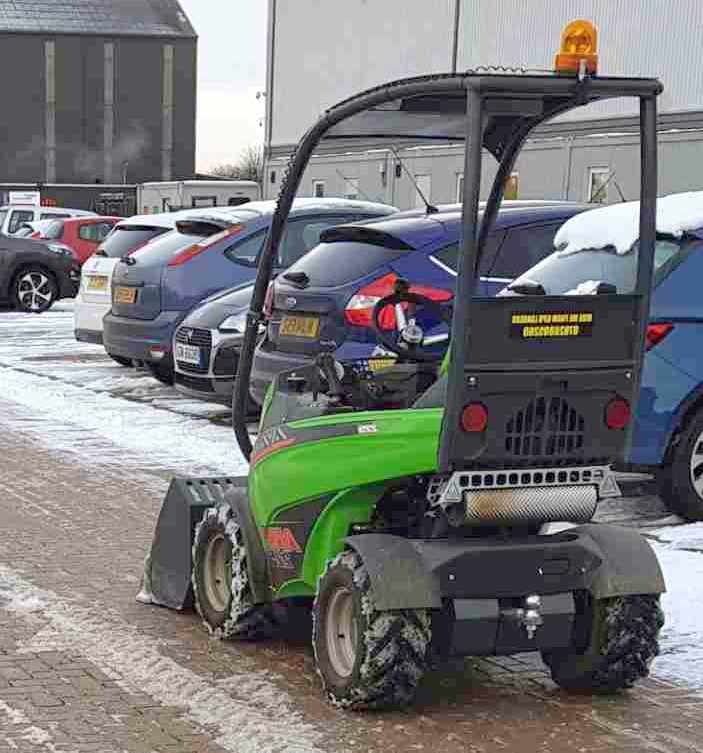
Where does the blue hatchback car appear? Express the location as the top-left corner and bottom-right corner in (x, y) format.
(102, 199), (398, 383)
(251, 202), (589, 405)
(505, 192), (703, 521)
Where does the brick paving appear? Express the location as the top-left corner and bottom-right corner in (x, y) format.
(1, 399), (703, 752)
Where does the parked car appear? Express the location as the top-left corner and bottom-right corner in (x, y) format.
(31, 216), (121, 265)
(502, 191), (703, 521)
(74, 210), (205, 360)
(173, 283), (257, 405)
(103, 199), (399, 384)
(0, 205), (95, 236)
(0, 234), (80, 312)
(250, 202), (589, 405)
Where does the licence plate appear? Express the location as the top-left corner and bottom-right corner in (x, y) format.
(114, 286), (137, 305)
(279, 315), (319, 338)
(175, 343), (202, 366)
(86, 275), (108, 291)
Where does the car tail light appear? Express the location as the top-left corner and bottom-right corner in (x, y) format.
(344, 272), (452, 329)
(263, 282), (274, 318)
(167, 224), (244, 267)
(645, 322), (674, 351)
(605, 398), (630, 430)
(461, 403), (488, 433)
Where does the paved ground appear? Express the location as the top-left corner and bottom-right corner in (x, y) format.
(1, 303), (703, 753)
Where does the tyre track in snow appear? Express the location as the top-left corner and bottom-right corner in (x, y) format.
(0, 566), (326, 753)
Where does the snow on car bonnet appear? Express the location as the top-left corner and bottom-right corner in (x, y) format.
(554, 191), (703, 255)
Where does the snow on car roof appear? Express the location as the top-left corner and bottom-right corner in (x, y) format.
(554, 191), (703, 255)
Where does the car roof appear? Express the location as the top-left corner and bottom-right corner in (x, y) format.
(333, 202), (592, 249)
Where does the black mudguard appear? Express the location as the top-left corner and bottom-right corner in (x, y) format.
(345, 524), (665, 611)
(139, 476), (250, 610)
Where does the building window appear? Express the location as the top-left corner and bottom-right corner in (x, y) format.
(587, 167), (610, 203)
(504, 172), (519, 200)
(312, 180), (325, 198)
(343, 177), (359, 200)
(413, 174), (431, 209)
(455, 173), (464, 202)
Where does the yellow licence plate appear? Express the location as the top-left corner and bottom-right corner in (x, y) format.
(114, 286), (137, 305)
(279, 315), (319, 338)
(86, 275), (108, 291)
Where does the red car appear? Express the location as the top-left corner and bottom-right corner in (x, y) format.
(32, 216), (121, 265)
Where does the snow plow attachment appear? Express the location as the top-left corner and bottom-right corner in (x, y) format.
(137, 476), (246, 610)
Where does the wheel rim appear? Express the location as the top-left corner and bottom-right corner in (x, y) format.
(204, 533), (232, 614)
(690, 429), (703, 499)
(325, 586), (358, 678)
(17, 272), (53, 311)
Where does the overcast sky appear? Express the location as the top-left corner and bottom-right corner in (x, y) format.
(178, 1), (268, 172)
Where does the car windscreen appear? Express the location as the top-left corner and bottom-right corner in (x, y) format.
(128, 226), (211, 264)
(98, 225), (171, 258)
(507, 238), (683, 295)
(282, 240), (410, 287)
(41, 220), (65, 240)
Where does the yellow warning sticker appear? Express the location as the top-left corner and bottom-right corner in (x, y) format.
(510, 312), (593, 339)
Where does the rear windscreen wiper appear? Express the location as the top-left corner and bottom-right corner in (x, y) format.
(282, 271), (310, 288)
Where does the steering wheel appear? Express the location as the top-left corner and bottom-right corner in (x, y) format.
(372, 279), (451, 363)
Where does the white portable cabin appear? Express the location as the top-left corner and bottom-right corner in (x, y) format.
(137, 181), (261, 214)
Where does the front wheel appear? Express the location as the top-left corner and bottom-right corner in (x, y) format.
(542, 594), (663, 692)
(658, 410), (703, 521)
(312, 550), (431, 709)
(13, 267), (59, 313)
(191, 503), (276, 640)
(147, 359), (175, 385)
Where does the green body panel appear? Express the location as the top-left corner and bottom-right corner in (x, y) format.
(248, 407), (443, 597)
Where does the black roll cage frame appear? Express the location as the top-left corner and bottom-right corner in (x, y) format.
(233, 71), (662, 465)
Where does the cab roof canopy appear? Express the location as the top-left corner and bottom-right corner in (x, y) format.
(321, 73), (662, 159)
(0, 0), (195, 38)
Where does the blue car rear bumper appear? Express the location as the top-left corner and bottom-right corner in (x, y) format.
(102, 310), (183, 363)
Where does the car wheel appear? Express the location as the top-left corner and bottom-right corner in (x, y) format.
(658, 409), (703, 521)
(108, 353), (133, 367)
(13, 267), (59, 313)
(147, 359), (175, 385)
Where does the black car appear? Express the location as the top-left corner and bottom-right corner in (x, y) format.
(0, 234), (80, 312)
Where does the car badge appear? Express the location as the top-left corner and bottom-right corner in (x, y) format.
(181, 328), (193, 341)
(285, 297), (297, 309)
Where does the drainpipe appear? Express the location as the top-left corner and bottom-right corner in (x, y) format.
(451, 0), (462, 72)
(562, 136), (575, 200)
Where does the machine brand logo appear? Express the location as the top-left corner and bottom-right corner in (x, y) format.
(285, 297), (297, 309)
(357, 424), (378, 434)
(264, 527), (302, 553)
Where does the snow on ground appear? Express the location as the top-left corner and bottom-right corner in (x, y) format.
(1, 304), (703, 691)
(554, 190), (703, 254)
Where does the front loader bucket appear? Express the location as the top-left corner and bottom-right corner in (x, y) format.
(137, 476), (246, 610)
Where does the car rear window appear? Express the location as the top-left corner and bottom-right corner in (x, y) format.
(128, 227), (207, 263)
(99, 226), (171, 258)
(509, 238), (684, 295)
(283, 240), (409, 287)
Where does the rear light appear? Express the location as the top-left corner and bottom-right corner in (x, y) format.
(645, 322), (674, 351)
(263, 282), (274, 318)
(461, 403), (488, 433)
(167, 224), (244, 267)
(344, 272), (452, 329)
(605, 398), (631, 430)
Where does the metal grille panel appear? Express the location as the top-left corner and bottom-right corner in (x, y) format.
(175, 327), (212, 374)
(506, 397), (585, 460)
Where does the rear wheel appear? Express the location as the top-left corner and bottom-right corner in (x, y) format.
(542, 594), (663, 692)
(13, 267), (58, 313)
(312, 550), (431, 709)
(191, 503), (276, 640)
(658, 410), (703, 521)
(108, 353), (133, 367)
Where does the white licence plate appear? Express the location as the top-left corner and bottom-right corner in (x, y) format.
(175, 343), (202, 366)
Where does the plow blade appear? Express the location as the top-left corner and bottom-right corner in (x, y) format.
(137, 476), (246, 610)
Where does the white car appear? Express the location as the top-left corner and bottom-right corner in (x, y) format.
(0, 204), (95, 236)
(74, 208), (244, 363)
